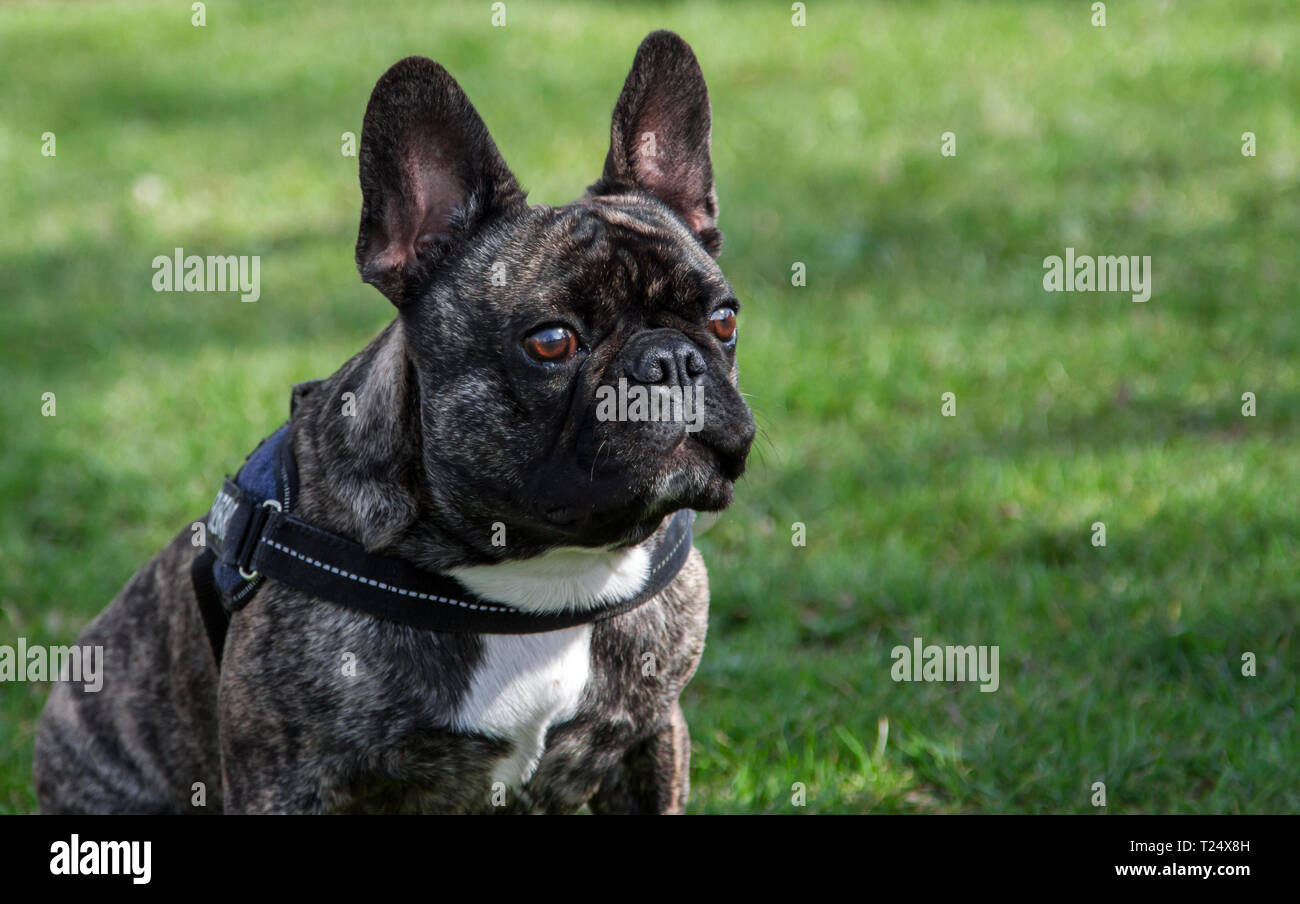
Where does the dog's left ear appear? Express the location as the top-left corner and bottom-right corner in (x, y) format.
(590, 31), (722, 257)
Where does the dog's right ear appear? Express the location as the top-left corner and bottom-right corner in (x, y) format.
(356, 57), (525, 306)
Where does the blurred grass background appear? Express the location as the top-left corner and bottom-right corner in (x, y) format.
(1, 0), (1297, 813)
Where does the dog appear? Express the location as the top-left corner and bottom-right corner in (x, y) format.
(34, 29), (754, 814)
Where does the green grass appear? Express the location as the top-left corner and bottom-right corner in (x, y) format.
(1, 0), (1297, 814)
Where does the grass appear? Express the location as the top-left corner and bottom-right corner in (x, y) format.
(1, 0), (1297, 814)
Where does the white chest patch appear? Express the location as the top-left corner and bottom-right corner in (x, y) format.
(449, 544), (650, 614)
(454, 627), (592, 788)
(449, 545), (649, 788)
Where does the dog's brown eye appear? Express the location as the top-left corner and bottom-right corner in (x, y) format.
(524, 326), (578, 363)
(708, 308), (737, 343)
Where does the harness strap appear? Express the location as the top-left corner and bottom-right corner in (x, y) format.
(192, 548), (229, 664)
(191, 421), (694, 666)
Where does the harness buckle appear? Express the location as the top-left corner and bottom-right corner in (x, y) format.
(237, 499), (282, 581)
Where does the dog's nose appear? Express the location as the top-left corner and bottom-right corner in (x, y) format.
(625, 331), (707, 387)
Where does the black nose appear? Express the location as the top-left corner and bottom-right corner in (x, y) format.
(625, 330), (707, 386)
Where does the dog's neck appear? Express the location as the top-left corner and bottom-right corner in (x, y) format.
(290, 319), (431, 556)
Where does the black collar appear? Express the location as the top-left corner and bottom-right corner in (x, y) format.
(192, 422), (694, 665)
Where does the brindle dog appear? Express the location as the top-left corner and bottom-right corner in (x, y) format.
(34, 30), (754, 814)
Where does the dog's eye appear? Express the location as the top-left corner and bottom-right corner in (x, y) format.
(707, 308), (737, 344)
(523, 326), (578, 363)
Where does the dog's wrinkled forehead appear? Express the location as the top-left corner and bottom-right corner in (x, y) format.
(505, 193), (729, 320)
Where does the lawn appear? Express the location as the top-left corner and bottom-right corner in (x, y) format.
(1, 0), (1296, 813)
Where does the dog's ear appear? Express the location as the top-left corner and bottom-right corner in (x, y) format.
(356, 56), (525, 306)
(590, 32), (721, 257)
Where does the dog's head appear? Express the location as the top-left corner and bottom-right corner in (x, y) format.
(354, 31), (754, 553)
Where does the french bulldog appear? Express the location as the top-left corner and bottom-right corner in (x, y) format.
(34, 29), (754, 814)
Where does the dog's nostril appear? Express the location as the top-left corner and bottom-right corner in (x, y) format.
(628, 351), (673, 384)
(681, 349), (707, 377)
(627, 355), (664, 384)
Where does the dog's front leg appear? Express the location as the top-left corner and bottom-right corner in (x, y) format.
(590, 701), (691, 815)
(216, 642), (331, 815)
(218, 713), (330, 815)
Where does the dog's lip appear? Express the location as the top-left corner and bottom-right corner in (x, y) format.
(673, 431), (748, 481)
(528, 430), (748, 538)
(540, 505), (583, 526)
(527, 507), (666, 550)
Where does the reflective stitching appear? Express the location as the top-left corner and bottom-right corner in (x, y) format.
(279, 457), (291, 511)
(648, 518), (692, 580)
(260, 536), (514, 613)
(256, 513), (689, 616)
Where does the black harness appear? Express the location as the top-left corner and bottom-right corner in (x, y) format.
(192, 422), (694, 666)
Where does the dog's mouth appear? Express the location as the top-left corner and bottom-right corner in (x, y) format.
(529, 433), (746, 546)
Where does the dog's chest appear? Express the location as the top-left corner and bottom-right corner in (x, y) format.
(452, 626), (593, 788)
